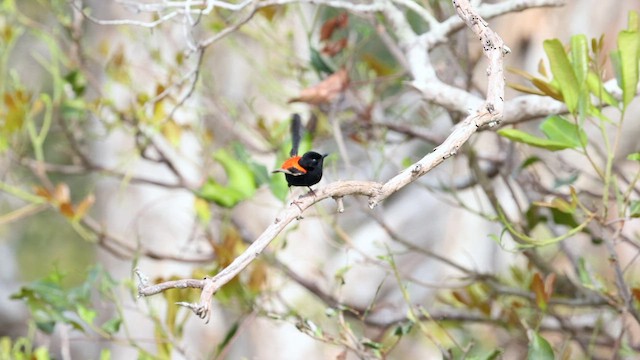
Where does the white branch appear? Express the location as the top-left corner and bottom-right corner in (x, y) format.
(137, 0), (513, 321)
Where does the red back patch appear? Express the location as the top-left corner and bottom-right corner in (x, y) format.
(280, 156), (306, 174)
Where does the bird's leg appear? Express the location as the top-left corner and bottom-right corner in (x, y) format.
(306, 186), (316, 197)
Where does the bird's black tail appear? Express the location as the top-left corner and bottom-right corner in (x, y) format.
(290, 114), (302, 157)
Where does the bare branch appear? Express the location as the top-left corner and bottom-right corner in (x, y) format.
(137, 0), (513, 322)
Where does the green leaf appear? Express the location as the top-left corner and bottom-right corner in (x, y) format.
(77, 304), (96, 326)
(586, 70), (619, 108)
(611, 49), (623, 91)
(520, 156), (542, 170)
(362, 339), (383, 350)
(269, 173), (289, 202)
(544, 39), (580, 113)
(213, 149), (257, 198)
(497, 128), (573, 151)
(629, 10), (639, 32)
(525, 205), (546, 229)
(628, 152), (640, 161)
(99, 349), (111, 360)
(101, 317), (122, 335)
(215, 322), (239, 357)
(630, 200), (640, 218)
(33, 347), (51, 360)
(577, 258), (593, 287)
(539, 115), (587, 149)
(527, 331), (554, 360)
(197, 178), (245, 208)
(481, 349), (504, 360)
(551, 208), (580, 228)
(35, 321), (56, 334)
(571, 35), (590, 117)
(197, 148), (258, 207)
(310, 47), (334, 74)
(194, 198), (212, 224)
(63, 70), (87, 97)
(617, 29), (640, 109)
(553, 173), (579, 188)
(571, 35), (589, 87)
(393, 322), (413, 336)
(232, 142), (270, 186)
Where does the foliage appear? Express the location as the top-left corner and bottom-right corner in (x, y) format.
(0, 1), (639, 359)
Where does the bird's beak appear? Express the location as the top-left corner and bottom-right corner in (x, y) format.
(323, 153), (329, 158)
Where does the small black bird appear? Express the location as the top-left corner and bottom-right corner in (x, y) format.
(273, 114), (328, 191)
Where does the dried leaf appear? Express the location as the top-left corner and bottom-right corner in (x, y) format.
(257, 5), (278, 21)
(322, 38), (348, 57)
(53, 183), (70, 204)
(531, 272), (547, 310)
(34, 186), (52, 200)
(4, 90), (30, 132)
(59, 202), (75, 218)
(320, 13), (348, 41)
(544, 273), (556, 300)
(74, 194), (95, 221)
(508, 82), (546, 96)
(289, 69), (349, 105)
(162, 119), (182, 146)
(452, 290), (471, 306)
(531, 272), (555, 310)
(362, 53), (395, 76)
(247, 260), (268, 292)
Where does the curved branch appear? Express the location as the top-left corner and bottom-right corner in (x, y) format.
(137, 0), (511, 322)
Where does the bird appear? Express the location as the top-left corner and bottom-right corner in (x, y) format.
(273, 114), (328, 193)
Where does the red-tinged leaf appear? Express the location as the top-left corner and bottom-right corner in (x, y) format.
(530, 272), (547, 310)
(632, 287), (640, 302)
